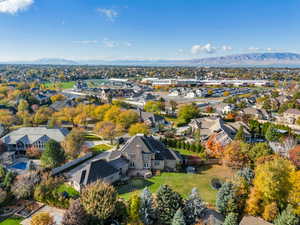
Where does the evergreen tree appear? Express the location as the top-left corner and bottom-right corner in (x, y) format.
(172, 208), (186, 225)
(157, 185), (183, 225)
(139, 187), (156, 225)
(223, 213), (238, 225)
(40, 139), (65, 168)
(236, 167), (254, 185)
(128, 193), (141, 223)
(274, 205), (299, 225)
(183, 188), (206, 225)
(62, 200), (87, 225)
(216, 182), (238, 215)
(234, 126), (245, 141)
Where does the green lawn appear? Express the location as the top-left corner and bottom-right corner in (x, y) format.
(0, 218), (22, 225)
(117, 165), (233, 206)
(44, 81), (75, 89)
(90, 144), (113, 153)
(56, 184), (79, 197)
(173, 148), (205, 158)
(83, 134), (102, 141)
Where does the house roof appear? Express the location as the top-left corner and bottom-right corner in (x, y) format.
(50, 100), (76, 111)
(239, 216), (273, 225)
(119, 134), (177, 161)
(1, 127), (69, 145)
(284, 108), (300, 115)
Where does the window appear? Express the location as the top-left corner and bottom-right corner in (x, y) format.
(154, 161), (160, 166)
(129, 162), (135, 168)
(144, 163), (151, 169)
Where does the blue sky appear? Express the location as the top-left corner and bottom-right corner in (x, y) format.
(0, 0), (299, 61)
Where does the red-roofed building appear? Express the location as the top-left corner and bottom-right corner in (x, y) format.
(289, 145), (300, 168)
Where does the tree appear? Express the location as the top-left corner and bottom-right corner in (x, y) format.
(172, 208), (186, 225)
(128, 193), (141, 223)
(33, 107), (54, 125)
(103, 105), (122, 123)
(11, 171), (41, 199)
(169, 100), (178, 115)
(177, 104), (199, 124)
(26, 146), (41, 159)
(61, 128), (85, 159)
(0, 164), (6, 180)
(117, 110), (139, 129)
(246, 157), (296, 217)
(0, 109), (16, 126)
(263, 202), (279, 222)
(156, 185), (183, 225)
(223, 141), (250, 169)
(2, 171), (14, 190)
(274, 205), (300, 225)
(30, 212), (55, 225)
(80, 181), (117, 222)
(288, 171), (300, 215)
(94, 121), (121, 144)
(93, 104), (112, 121)
(216, 182), (238, 216)
(265, 125), (281, 142)
(248, 142), (273, 163)
(223, 213), (238, 225)
(62, 200), (87, 225)
(129, 123), (150, 136)
(18, 99), (29, 112)
(40, 140), (65, 168)
(234, 126), (245, 141)
(50, 94), (66, 103)
(183, 188), (206, 225)
(144, 101), (163, 113)
(139, 187), (156, 225)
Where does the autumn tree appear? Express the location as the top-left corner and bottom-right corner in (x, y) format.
(117, 110), (139, 129)
(61, 128), (85, 159)
(62, 199), (87, 225)
(18, 99), (29, 112)
(80, 181), (117, 223)
(30, 212), (55, 225)
(129, 123), (150, 136)
(263, 202), (279, 222)
(94, 121), (121, 144)
(128, 193), (141, 224)
(223, 141), (250, 169)
(177, 104), (200, 124)
(246, 157), (296, 217)
(50, 94), (66, 103)
(103, 105), (122, 123)
(0, 109), (16, 126)
(169, 100), (178, 115)
(33, 107), (54, 125)
(234, 126), (245, 141)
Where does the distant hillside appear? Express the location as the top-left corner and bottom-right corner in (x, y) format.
(1, 53), (300, 67)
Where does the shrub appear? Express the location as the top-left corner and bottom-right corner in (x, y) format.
(30, 212), (55, 225)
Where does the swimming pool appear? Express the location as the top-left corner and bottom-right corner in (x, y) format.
(9, 162), (27, 170)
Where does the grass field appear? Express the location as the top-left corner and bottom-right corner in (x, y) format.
(44, 81), (75, 89)
(0, 218), (22, 225)
(117, 165), (233, 205)
(90, 144), (113, 153)
(173, 148), (205, 158)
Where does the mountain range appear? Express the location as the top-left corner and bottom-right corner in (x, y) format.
(2, 52), (300, 67)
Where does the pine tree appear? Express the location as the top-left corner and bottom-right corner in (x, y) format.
(139, 188), (156, 225)
(216, 182), (238, 215)
(172, 208), (186, 225)
(183, 188), (206, 225)
(234, 126), (245, 141)
(62, 200), (87, 225)
(223, 213), (238, 225)
(274, 205), (299, 225)
(128, 193), (141, 223)
(157, 185), (183, 225)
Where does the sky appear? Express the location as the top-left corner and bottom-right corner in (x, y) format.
(0, 0), (299, 61)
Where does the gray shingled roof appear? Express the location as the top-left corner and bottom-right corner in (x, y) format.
(1, 127), (69, 145)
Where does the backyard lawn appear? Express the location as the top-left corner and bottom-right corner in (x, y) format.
(0, 218), (22, 225)
(90, 144), (113, 153)
(118, 165), (233, 205)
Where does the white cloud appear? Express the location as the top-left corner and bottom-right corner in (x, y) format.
(191, 43), (217, 54)
(0, 0), (33, 14)
(222, 45), (232, 51)
(97, 8), (118, 22)
(248, 46), (260, 51)
(72, 40), (98, 44)
(102, 38), (119, 48)
(124, 42), (132, 47)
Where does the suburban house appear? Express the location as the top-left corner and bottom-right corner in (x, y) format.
(118, 134), (182, 176)
(242, 107), (270, 120)
(135, 109), (169, 130)
(66, 151), (129, 191)
(1, 127), (69, 154)
(283, 108), (300, 124)
(189, 117), (251, 144)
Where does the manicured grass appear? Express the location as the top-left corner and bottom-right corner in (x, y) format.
(83, 134), (102, 141)
(172, 148), (205, 158)
(0, 218), (22, 225)
(117, 165), (233, 205)
(90, 144), (113, 153)
(44, 81), (75, 89)
(57, 184), (79, 197)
